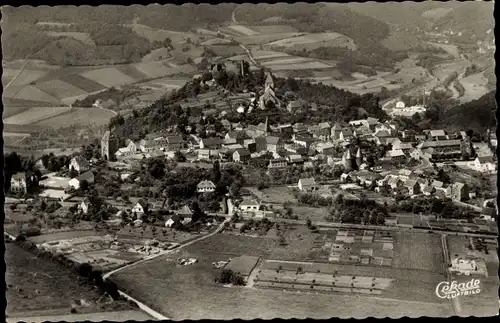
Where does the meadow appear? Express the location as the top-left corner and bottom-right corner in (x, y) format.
(3, 107), (72, 125)
(268, 32), (356, 51)
(32, 108), (116, 128)
(392, 232), (445, 273)
(46, 31), (95, 46)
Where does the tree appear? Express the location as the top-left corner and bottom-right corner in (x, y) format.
(212, 160), (221, 183)
(174, 151), (186, 162)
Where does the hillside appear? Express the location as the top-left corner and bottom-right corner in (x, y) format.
(437, 91), (497, 133)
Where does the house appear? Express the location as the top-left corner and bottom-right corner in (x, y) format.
(239, 199), (260, 211)
(166, 136), (185, 151)
(287, 154), (304, 164)
(422, 185), (435, 196)
(221, 119), (232, 131)
(70, 156), (90, 173)
(243, 139), (257, 153)
(451, 182), (468, 201)
(429, 129), (447, 140)
(132, 199), (148, 215)
(393, 141), (413, 152)
(298, 177), (316, 192)
(287, 101), (302, 113)
(338, 129), (354, 142)
(139, 139), (160, 153)
(68, 171), (95, 190)
(177, 205), (193, 224)
(268, 158), (288, 169)
(198, 149), (212, 160)
(315, 142), (335, 155)
(266, 136), (284, 153)
(450, 256), (480, 275)
(225, 131), (248, 145)
(385, 216), (398, 226)
(197, 180), (216, 193)
(311, 122), (331, 140)
(474, 155), (496, 173)
(387, 149), (406, 161)
(10, 173), (28, 194)
(200, 137), (223, 149)
(79, 197), (92, 215)
(403, 179), (420, 196)
(293, 136), (315, 149)
(165, 214), (182, 228)
(233, 148), (251, 163)
(388, 176), (402, 190)
(409, 148), (421, 160)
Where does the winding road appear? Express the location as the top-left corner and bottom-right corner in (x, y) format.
(102, 218), (230, 320)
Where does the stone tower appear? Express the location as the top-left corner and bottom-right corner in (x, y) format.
(344, 149), (353, 171)
(101, 130), (119, 161)
(356, 147), (363, 168)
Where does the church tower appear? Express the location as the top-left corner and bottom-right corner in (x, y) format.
(264, 72), (275, 91)
(356, 147), (363, 169)
(344, 149), (353, 171)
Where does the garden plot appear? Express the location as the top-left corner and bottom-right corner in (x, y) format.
(81, 68), (138, 88)
(46, 31), (95, 46)
(59, 74), (107, 92)
(33, 108), (116, 128)
(35, 79), (88, 99)
(3, 107), (72, 125)
(392, 232), (444, 273)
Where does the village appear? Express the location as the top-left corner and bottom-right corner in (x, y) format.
(5, 62), (498, 320)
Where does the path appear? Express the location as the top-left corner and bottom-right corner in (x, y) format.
(102, 218), (230, 319)
(441, 234), (462, 315)
(4, 60), (29, 92)
(231, 7), (238, 24)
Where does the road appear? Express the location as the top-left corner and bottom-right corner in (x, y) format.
(231, 7), (238, 24)
(102, 218), (230, 319)
(4, 60), (29, 92)
(441, 234), (462, 315)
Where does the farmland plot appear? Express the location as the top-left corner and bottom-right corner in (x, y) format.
(261, 56), (315, 65)
(128, 23), (203, 44)
(81, 68), (137, 88)
(116, 65), (150, 81)
(3, 107), (72, 125)
(2, 68), (48, 87)
(251, 49), (290, 60)
(201, 38), (232, 46)
(2, 106), (31, 118)
(141, 47), (171, 63)
(35, 79), (88, 99)
(134, 61), (178, 79)
(209, 45), (246, 57)
(249, 25), (299, 33)
(33, 108), (115, 128)
(392, 232), (444, 273)
(59, 74), (107, 92)
(226, 25), (259, 36)
(268, 33), (356, 50)
(46, 31), (95, 46)
(237, 33), (304, 45)
(266, 61), (333, 71)
(28, 230), (105, 244)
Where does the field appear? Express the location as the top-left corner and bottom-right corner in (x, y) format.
(112, 232), (454, 319)
(3, 106), (72, 125)
(260, 56), (314, 65)
(6, 243), (134, 317)
(225, 25), (259, 36)
(392, 232), (444, 273)
(28, 230), (106, 244)
(265, 61), (334, 71)
(32, 108), (116, 127)
(237, 33), (304, 45)
(8, 310), (152, 323)
(116, 65), (150, 81)
(268, 32), (356, 50)
(46, 31), (95, 46)
(35, 79), (89, 99)
(3, 68), (48, 86)
(246, 186), (298, 204)
(249, 25), (299, 34)
(421, 8), (453, 20)
(12, 85), (61, 104)
(127, 23), (204, 44)
(81, 68), (138, 88)
(251, 49), (290, 60)
(209, 45), (246, 57)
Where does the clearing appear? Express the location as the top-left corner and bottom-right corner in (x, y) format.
(46, 31), (95, 46)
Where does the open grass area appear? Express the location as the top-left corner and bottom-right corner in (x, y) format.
(28, 230), (106, 244)
(8, 310), (151, 323)
(236, 33), (303, 45)
(46, 31), (95, 46)
(265, 61), (333, 71)
(268, 32), (356, 50)
(458, 71), (490, 103)
(393, 232), (444, 273)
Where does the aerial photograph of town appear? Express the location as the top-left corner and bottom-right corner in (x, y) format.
(2, 2), (498, 322)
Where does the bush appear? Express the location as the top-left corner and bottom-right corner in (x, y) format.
(216, 269), (245, 286)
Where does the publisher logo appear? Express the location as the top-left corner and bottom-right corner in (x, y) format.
(435, 279), (481, 299)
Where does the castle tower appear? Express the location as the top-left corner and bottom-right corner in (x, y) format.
(344, 149), (353, 171)
(356, 147), (363, 168)
(101, 130), (119, 161)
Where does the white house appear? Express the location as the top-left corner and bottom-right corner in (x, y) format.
(298, 177), (316, 191)
(70, 156), (90, 173)
(450, 256), (480, 275)
(10, 172), (28, 194)
(79, 197), (92, 214)
(68, 171), (95, 190)
(132, 199), (148, 216)
(474, 155), (496, 173)
(197, 180), (216, 193)
(239, 199), (260, 212)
